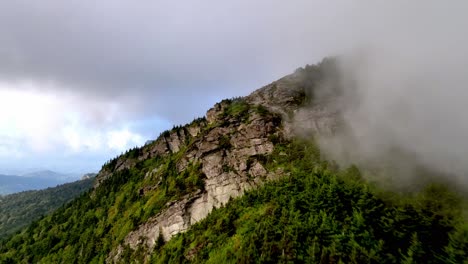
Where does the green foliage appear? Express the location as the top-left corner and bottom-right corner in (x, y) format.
(191, 117), (207, 125)
(221, 97), (251, 122)
(254, 104), (270, 116)
(0, 178), (94, 239)
(149, 140), (468, 263)
(219, 135), (232, 149)
(0, 130), (467, 263)
(102, 156), (119, 171)
(154, 228), (166, 251)
(0, 145), (206, 263)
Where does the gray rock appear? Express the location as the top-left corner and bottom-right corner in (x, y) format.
(105, 59), (343, 262)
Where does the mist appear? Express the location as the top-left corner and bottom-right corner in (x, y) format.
(311, 1), (468, 188)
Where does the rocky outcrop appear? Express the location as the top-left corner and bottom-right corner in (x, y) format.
(104, 59), (341, 262)
(124, 190), (203, 250)
(94, 120), (206, 188)
(247, 58), (340, 138)
(108, 100), (283, 262)
(81, 173), (97, 180)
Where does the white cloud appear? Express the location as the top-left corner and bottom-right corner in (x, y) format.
(0, 82), (146, 160)
(107, 129), (144, 151)
(0, 83), (63, 152)
(62, 125), (103, 153)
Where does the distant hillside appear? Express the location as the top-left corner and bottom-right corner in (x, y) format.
(0, 175), (62, 195)
(0, 177), (94, 239)
(0, 170), (79, 195)
(21, 170), (78, 181)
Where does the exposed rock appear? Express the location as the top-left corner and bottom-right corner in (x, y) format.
(95, 125), (202, 188)
(81, 173), (97, 180)
(206, 101), (228, 124)
(187, 124), (202, 137)
(246, 72), (308, 116)
(145, 166), (162, 179)
(104, 59), (342, 262)
(167, 129), (184, 152)
(115, 158), (136, 172)
(249, 162), (267, 178)
(292, 106), (340, 136)
(93, 170), (112, 188)
(246, 59), (340, 138)
(108, 98), (283, 262)
(201, 151), (224, 179)
(125, 191), (203, 249)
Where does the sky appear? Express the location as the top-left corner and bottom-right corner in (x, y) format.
(0, 1), (466, 176)
(0, 1), (353, 174)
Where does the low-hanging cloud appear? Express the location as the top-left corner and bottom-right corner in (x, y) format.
(311, 1), (468, 188)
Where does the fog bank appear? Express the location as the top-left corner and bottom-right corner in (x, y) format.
(312, 1), (468, 188)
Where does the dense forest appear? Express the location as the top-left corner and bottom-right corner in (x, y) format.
(148, 141), (468, 263)
(0, 177), (94, 239)
(0, 137), (467, 263)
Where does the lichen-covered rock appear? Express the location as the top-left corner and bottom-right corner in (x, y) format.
(206, 101), (229, 124)
(105, 59), (342, 262)
(108, 98), (284, 262)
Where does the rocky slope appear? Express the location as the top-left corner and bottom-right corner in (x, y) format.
(0, 58), (345, 263)
(98, 59), (341, 262)
(106, 99), (284, 261)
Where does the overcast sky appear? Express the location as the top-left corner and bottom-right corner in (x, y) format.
(0, 1), (465, 175)
(0, 1), (346, 174)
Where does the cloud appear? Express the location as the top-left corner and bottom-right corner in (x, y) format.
(0, 1), (354, 173)
(0, 85), (62, 152)
(0, 87), (146, 168)
(1, 0), (467, 177)
(0, 1), (356, 123)
(309, 1), (468, 188)
(106, 129), (143, 151)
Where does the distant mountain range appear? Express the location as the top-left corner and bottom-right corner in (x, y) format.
(0, 176), (95, 238)
(0, 170), (82, 195)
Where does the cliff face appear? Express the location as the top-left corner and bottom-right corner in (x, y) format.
(246, 57), (341, 138)
(93, 59), (340, 262)
(107, 99), (284, 262)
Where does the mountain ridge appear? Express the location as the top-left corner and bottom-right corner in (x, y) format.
(1, 58), (467, 263)
(0, 170), (83, 195)
(0, 176), (95, 239)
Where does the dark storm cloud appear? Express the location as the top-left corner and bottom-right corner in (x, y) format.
(0, 1), (352, 123)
